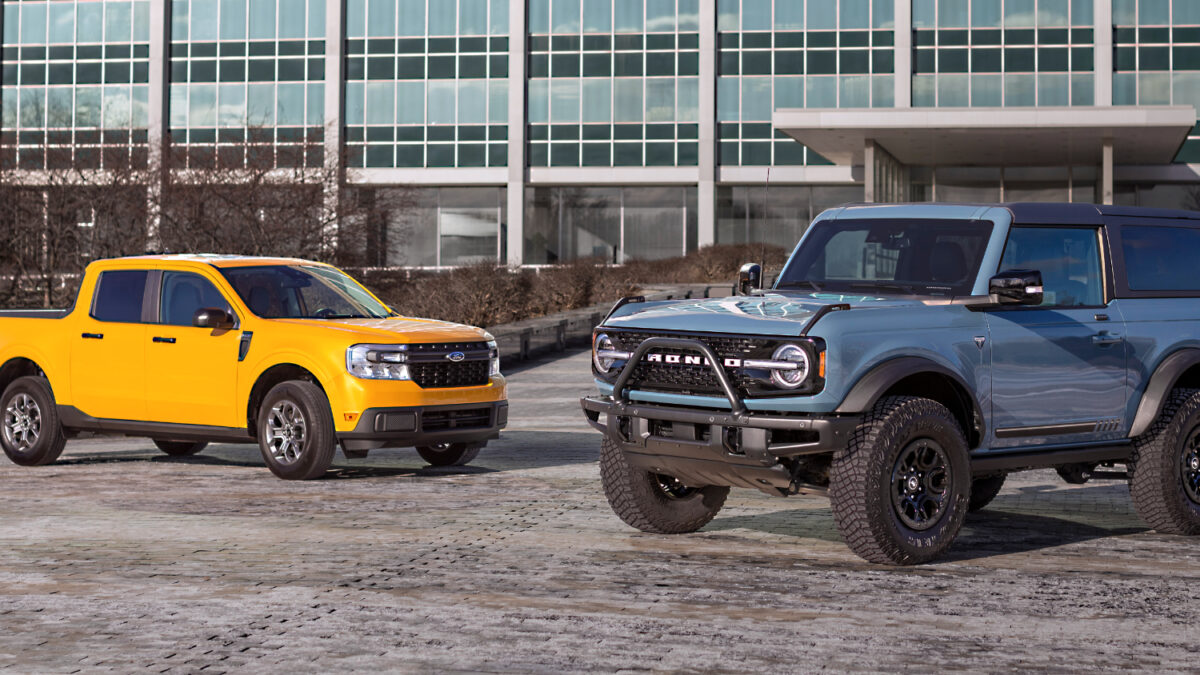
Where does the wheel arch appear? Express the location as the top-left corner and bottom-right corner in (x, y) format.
(1129, 348), (1200, 438)
(0, 356), (49, 397)
(835, 357), (985, 449)
(246, 363), (328, 437)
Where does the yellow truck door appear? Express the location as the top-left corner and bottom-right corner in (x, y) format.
(145, 270), (241, 428)
(70, 269), (150, 420)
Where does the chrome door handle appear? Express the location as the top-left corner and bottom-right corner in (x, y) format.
(1093, 333), (1122, 345)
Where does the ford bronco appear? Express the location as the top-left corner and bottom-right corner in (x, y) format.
(583, 203), (1200, 564)
(0, 255), (507, 480)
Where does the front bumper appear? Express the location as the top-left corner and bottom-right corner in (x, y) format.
(581, 395), (859, 493)
(338, 401), (508, 453)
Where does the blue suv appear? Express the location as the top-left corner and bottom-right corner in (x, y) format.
(581, 203), (1200, 565)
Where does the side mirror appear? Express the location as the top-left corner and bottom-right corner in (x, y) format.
(737, 263), (762, 296)
(989, 269), (1044, 306)
(193, 307), (234, 329)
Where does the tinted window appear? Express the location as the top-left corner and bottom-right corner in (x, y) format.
(91, 270), (147, 323)
(999, 227), (1103, 307)
(1121, 225), (1200, 292)
(159, 272), (233, 326)
(777, 219), (992, 296)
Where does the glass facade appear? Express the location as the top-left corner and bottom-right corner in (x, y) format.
(344, 0), (510, 168)
(2, 0), (151, 169)
(524, 185), (697, 262)
(526, 0), (701, 167)
(912, 0), (1095, 107)
(169, 0), (326, 168)
(1113, 0), (1200, 161)
(717, 0), (895, 166)
(3, 1), (1200, 266)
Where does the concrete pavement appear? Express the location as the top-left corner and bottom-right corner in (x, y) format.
(0, 350), (1197, 672)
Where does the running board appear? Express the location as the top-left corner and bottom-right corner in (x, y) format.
(971, 442), (1133, 474)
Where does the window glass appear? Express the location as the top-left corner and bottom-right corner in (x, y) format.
(582, 78), (612, 122)
(646, 0), (674, 31)
(397, 0), (424, 35)
(221, 266), (391, 319)
(742, 0), (771, 31)
(48, 3), (74, 43)
(613, 78), (642, 122)
(78, 2), (103, 42)
(778, 219), (993, 297)
(971, 0), (1000, 27)
(872, 0), (893, 28)
(1004, 0), (1035, 26)
(1121, 226), (1200, 291)
(92, 270), (148, 323)
(937, 0), (966, 26)
(490, 0), (509, 34)
(1139, 0), (1169, 25)
(551, 78), (580, 122)
(841, 0), (869, 28)
(553, 0), (580, 32)
(461, 0), (488, 34)
(428, 0), (456, 34)
(278, 0), (306, 38)
(160, 272), (233, 326)
(999, 227), (1103, 306)
(717, 77), (739, 120)
(248, 0), (275, 38)
(583, 0), (611, 32)
(614, 0), (642, 32)
(717, 0), (738, 31)
(1176, 0), (1200, 25)
(775, 0), (803, 29)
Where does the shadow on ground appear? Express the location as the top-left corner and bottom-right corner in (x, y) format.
(705, 483), (1149, 562)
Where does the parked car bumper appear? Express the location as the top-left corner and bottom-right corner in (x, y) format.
(338, 400), (508, 453)
(581, 395), (860, 493)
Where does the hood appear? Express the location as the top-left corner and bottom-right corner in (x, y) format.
(604, 292), (925, 336)
(272, 316), (491, 343)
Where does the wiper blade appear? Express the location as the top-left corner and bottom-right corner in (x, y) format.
(848, 282), (919, 294)
(779, 279), (824, 293)
(317, 313), (369, 319)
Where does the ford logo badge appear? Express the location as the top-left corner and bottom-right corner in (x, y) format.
(446, 351), (466, 362)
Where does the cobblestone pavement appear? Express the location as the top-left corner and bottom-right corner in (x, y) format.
(1, 350), (1198, 673)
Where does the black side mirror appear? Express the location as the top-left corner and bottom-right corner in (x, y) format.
(989, 269), (1044, 305)
(737, 263), (762, 296)
(193, 307), (234, 329)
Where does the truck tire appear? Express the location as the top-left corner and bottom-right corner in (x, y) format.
(599, 434), (729, 534)
(969, 473), (1006, 512)
(416, 442), (482, 466)
(256, 381), (336, 480)
(153, 440), (208, 456)
(1128, 388), (1200, 535)
(0, 376), (67, 467)
(830, 396), (971, 565)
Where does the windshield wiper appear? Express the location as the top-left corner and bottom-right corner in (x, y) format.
(848, 282), (919, 294)
(315, 313), (370, 319)
(779, 279), (824, 293)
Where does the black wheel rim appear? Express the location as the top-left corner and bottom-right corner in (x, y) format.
(890, 438), (951, 531)
(1182, 426), (1200, 506)
(654, 474), (697, 499)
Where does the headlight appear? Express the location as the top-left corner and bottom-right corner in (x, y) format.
(593, 333), (617, 372)
(346, 344), (412, 380)
(769, 343), (810, 389)
(488, 340), (501, 377)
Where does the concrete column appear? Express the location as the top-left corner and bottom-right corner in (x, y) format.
(323, 0), (346, 257)
(146, 0), (170, 249)
(893, 0), (912, 108)
(863, 140), (877, 202)
(1101, 138), (1114, 205)
(505, 0), (527, 266)
(1094, 0), (1113, 106)
(697, 0), (717, 247)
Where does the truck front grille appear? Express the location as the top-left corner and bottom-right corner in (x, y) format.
(423, 406), (493, 431)
(609, 331), (775, 397)
(407, 341), (491, 388)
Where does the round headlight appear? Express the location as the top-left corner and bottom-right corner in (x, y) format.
(593, 333), (617, 372)
(770, 343), (810, 389)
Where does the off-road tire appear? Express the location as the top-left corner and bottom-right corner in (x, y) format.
(256, 381), (336, 480)
(599, 434), (729, 534)
(829, 396), (971, 565)
(0, 376), (67, 466)
(969, 473), (1006, 512)
(153, 440), (208, 456)
(416, 442), (483, 466)
(1128, 388), (1200, 535)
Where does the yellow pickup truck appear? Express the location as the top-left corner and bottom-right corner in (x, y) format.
(0, 255), (507, 480)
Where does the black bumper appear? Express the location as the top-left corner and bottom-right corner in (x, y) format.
(338, 401), (508, 452)
(581, 395), (860, 493)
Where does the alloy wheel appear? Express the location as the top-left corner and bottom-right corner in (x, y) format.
(890, 438), (951, 531)
(3, 393), (41, 452)
(265, 400), (307, 465)
(1182, 426), (1200, 506)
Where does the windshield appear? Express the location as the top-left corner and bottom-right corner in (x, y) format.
(220, 265), (394, 319)
(776, 218), (993, 297)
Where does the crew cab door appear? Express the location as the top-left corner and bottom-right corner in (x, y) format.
(144, 270), (242, 428)
(984, 225), (1128, 449)
(71, 269), (151, 420)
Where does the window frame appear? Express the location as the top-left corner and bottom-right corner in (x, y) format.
(1109, 218), (1200, 299)
(89, 268), (156, 324)
(157, 269), (241, 328)
(990, 223), (1114, 310)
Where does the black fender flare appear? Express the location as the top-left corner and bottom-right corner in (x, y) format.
(834, 356), (986, 442)
(1129, 348), (1200, 438)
